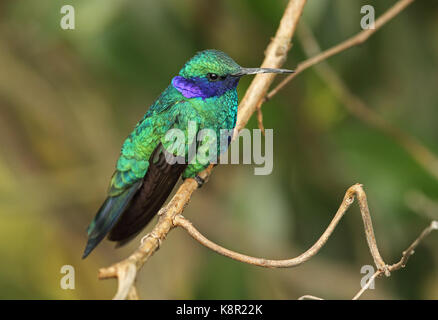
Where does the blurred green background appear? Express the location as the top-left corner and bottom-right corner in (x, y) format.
(0, 0), (437, 299)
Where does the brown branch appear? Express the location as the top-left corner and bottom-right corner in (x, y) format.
(174, 184), (388, 270)
(266, 0), (415, 101)
(98, 0), (307, 300)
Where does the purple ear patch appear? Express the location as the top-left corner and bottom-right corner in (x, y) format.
(172, 76), (204, 98)
(172, 75), (239, 99)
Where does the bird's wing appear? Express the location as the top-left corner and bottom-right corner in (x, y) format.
(83, 91), (188, 258)
(107, 144), (187, 245)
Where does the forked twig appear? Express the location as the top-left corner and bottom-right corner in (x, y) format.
(297, 220), (437, 300)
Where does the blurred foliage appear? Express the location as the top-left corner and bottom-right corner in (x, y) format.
(0, 0), (437, 299)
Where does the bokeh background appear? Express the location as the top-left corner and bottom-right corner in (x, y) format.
(0, 0), (437, 299)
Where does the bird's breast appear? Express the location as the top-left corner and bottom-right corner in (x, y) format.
(187, 89), (238, 131)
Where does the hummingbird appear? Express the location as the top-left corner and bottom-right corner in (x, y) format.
(83, 49), (293, 258)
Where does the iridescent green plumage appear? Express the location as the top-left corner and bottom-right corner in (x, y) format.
(83, 49), (292, 258)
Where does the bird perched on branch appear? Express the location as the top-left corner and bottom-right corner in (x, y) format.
(83, 49), (293, 258)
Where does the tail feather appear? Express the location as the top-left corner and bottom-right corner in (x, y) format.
(82, 181), (142, 259)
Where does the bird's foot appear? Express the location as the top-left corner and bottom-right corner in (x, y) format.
(194, 175), (205, 188)
(141, 232), (162, 250)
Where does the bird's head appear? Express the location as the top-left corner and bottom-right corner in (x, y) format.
(172, 49), (293, 100)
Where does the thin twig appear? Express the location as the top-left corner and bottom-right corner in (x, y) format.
(352, 271), (381, 300)
(266, 0), (415, 101)
(98, 0), (308, 300)
(256, 106), (265, 135)
(353, 220), (438, 300)
(387, 220), (438, 272)
(298, 295), (324, 300)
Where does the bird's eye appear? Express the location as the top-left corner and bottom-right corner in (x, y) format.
(207, 73), (219, 81)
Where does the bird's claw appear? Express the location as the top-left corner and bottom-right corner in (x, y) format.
(141, 232), (162, 249)
(194, 175), (205, 188)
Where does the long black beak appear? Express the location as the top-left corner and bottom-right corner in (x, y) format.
(231, 67), (294, 77)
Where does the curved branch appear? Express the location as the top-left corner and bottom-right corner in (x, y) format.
(174, 184), (386, 270)
(175, 187), (436, 300)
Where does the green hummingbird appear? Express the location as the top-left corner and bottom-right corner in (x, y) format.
(83, 49), (293, 258)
